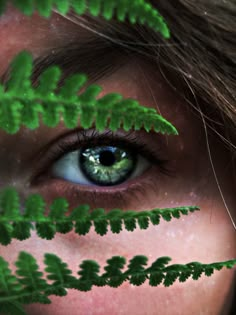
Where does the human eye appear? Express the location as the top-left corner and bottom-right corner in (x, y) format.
(29, 127), (175, 209)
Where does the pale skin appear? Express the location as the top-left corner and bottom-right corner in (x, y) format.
(0, 3), (235, 315)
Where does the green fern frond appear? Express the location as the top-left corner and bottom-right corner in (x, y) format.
(0, 251), (235, 309)
(0, 51), (178, 136)
(0, 0), (170, 38)
(0, 1), (234, 313)
(0, 186), (200, 244)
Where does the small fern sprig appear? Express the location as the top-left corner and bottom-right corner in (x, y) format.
(0, 0), (170, 38)
(0, 186), (201, 245)
(0, 51), (178, 136)
(0, 251), (235, 315)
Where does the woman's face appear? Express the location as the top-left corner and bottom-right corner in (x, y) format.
(0, 4), (235, 315)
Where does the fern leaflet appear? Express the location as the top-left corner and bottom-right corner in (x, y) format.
(0, 0), (170, 38)
(0, 51), (178, 136)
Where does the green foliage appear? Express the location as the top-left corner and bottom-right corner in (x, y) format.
(0, 51), (178, 136)
(0, 0), (170, 38)
(0, 250), (235, 314)
(0, 1), (235, 315)
(0, 185), (201, 244)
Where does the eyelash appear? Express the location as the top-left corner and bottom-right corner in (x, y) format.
(35, 128), (173, 177)
(31, 129), (175, 205)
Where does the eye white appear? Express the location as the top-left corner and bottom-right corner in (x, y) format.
(51, 148), (150, 186)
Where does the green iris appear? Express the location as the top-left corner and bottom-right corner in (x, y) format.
(79, 146), (137, 186)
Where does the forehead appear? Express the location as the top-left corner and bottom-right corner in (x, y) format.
(0, 3), (103, 36)
(0, 5), (85, 78)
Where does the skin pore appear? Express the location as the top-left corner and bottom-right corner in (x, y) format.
(0, 3), (235, 315)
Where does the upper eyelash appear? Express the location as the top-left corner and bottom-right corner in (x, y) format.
(31, 128), (176, 186)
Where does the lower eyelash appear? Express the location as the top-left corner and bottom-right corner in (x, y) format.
(45, 174), (159, 213)
(29, 128), (176, 201)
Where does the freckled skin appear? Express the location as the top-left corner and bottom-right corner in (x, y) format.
(0, 4), (235, 315)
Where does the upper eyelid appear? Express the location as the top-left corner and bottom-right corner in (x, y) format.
(27, 114), (170, 167)
(29, 127), (170, 179)
(28, 127), (181, 202)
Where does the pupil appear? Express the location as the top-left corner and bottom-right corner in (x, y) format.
(99, 150), (116, 166)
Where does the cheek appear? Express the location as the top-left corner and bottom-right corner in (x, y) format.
(0, 188), (234, 315)
(4, 207), (234, 315)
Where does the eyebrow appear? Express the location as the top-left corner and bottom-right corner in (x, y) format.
(0, 31), (134, 90)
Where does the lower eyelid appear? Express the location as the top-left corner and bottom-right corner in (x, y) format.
(30, 166), (159, 213)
